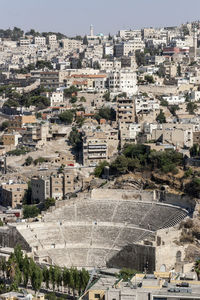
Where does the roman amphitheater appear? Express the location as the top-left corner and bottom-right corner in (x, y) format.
(0, 189), (192, 272)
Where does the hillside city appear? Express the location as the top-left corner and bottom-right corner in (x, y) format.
(0, 21), (200, 300)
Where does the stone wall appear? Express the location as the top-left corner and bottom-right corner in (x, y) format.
(0, 226), (31, 252)
(138, 85), (178, 95)
(159, 192), (196, 211)
(91, 189), (156, 202)
(107, 244), (155, 272)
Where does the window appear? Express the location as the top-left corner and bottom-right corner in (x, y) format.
(94, 294), (100, 299)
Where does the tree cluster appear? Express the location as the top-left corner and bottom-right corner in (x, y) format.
(94, 107), (116, 122)
(68, 127), (82, 151)
(3, 86), (50, 109)
(94, 144), (184, 177)
(0, 246), (90, 294)
(59, 110), (74, 124)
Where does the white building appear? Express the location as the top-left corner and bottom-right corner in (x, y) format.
(34, 36), (46, 46)
(135, 95), (160, 114)
(118, 29), (141, 40)
(119, 122), (142, 145)
(104, 45), (114, 56)
(191, 90), (200, 101)
(50, 91), (64, 107)
(115, 40), (145, 57)
(108, 69), (138, 96)
(162, 95), (185, 105)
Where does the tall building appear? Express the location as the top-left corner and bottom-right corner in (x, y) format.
(117, 97), (136, 124)
(90, 24), (94, 37)
(31, 172), (75, 202)
(193, 27), (197, 61)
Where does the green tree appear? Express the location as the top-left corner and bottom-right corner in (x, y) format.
(64, 86), (79, 98)
(80, 96), (86, 102)
(135, 50), (146, 66)
(31, 264), (43, 293)
(24, 156), (33, 166)
(68, 127), (82, 151)
(169, 105), (179, 117)
(55, 266), (62, 291)
(43, 266), (50, 289)
(63, 267), (71, 293)
(70, 96), (78, 104)
(187, 101), (198, 114)
(22, 255), (30, 287)
(95, 107), (116, 121)
(50, 266), (56, 291)
(33, 157), (46, 165)
(79, 269), (89, 293)
(14, 245), (24, 271)
(23, 205), (40, 219)
(94, 161), (109, 177)
(103, 91), (110, 102)
(44, 198), (56, 210)
(156, 109), (166, 123)
(190, 144), (200, 157)
(185, 177), (200, 198)
(118, 268), (138, 281)
(110, 155), (128, 174)
(0, 121), (10, 131)
(144, 75), (155, 84)
(59, 110), (74, 124)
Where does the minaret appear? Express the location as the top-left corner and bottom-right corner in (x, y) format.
(90, 24), (94, 37)
(193, 27), (197, 61)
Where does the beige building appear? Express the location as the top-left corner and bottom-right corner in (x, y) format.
(2, 132), (21, 146)
(62, 38), (82, 52)
(117, 97), (136, 124)
(152, 127), (193, 148)
(9, 115), (36, 129)
(83, 129), (118, 166)
(0, 181), (27, 208)
(31, 172), (75, 202)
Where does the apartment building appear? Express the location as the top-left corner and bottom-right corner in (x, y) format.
(119, 122), (142, 147)
(50, 91), (64, 106)
(114, 40), (144, 57)
(108, 69), (138, 96)
(2, 132), (21, 146)
(50, 173), (74, 200)
(23, 122), (52, 144)
(117, 97), (136, 124)
(31, 176), (50, 202)
(47, 35), (57, 46)
(19, 38), (31, 47)
(40, 71), (59, 89)
(134, 95), (160, 114)
(118, 29), (141, 40)
(152, 127), (193, 148)
(83, 129), (118, 166)
(9, 115), (37, 129)
(34, 36), (46, 46)
(62, 38), (82, 52)
(31, 172), (75, 202)
(0, 181), (27, 208)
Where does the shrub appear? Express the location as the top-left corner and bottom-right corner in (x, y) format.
(94, 161), (109, 177)
(23, 205), (40, 219)
(34, 157), (46, 165)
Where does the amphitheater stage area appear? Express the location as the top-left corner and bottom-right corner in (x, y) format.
(0, 189), (189, 272)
